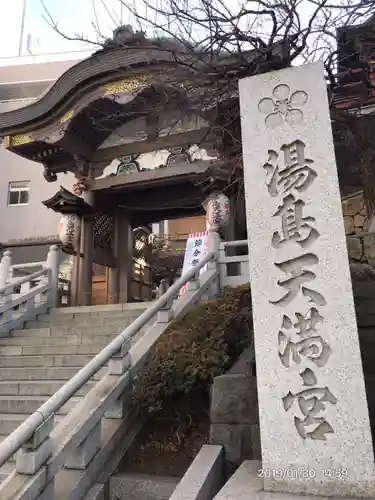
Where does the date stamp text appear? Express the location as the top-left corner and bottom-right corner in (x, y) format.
(257, 468), (348, 480)
(258, 468), (317, 480)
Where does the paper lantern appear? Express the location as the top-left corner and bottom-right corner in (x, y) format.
(204, 192), (230, 232)
(58, 214), (81, 248)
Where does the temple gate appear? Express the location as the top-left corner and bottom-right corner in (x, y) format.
(0, 26), (289, 305)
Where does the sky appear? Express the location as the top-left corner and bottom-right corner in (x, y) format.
(0, 0), (367, 62)
(0, 0), (125, 57)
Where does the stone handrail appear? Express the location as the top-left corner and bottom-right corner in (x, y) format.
(219, 240), (249, 288)
(222, 239), (248, 248)
(0, 268), (46, 295)
(0, 245), (60, 334)
(11, 261), (46, 270)
(0, 248), (220, 500)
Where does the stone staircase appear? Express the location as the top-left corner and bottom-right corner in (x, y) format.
(0, 302), (152, 483)
(110, 473), (179, 500)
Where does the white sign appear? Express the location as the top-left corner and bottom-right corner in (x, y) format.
(180, 231), (209, 296)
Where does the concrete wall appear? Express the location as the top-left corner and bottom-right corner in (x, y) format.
(0, 146), (75, 241)
(0, 55), (84, 243)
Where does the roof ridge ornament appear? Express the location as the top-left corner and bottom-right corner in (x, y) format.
(98, 25), (147, 54)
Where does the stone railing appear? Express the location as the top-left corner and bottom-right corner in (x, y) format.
(0, 245), (60, 335)
(0, 249), (220, 500)
(219, 240), (249, 288)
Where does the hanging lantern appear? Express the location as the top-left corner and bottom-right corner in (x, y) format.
(58, 214), (81, 248)
(203, 192), (230, 232)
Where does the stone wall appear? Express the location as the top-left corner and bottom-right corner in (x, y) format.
(342, 191), (370, 235)
(342, 192), (375, 265)
(347, 234), (375, 267)
(209, 347), (260, 467)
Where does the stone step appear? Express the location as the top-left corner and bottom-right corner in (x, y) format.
(0, 354), (95, 368)
(0, 395), (80, 415)
(25, 315), (143, 329)
(0, 333), (117, 346)
(0, 329), (149, 347)
(0, 380), (94, 396)
(83, 483), (106, 500)
(0, 366), (106, 381)
(48, 303), (152, 315)
(11, 326), (121, 338)
(0, 329), (149, 355)
(0, 412), (65, 439)
(212, 460), (261, 500)
(0, 463), (15, 483)
(0, 435), (18, 462)
(16, 322), (149, 337)
(0, 413), (27, 435)
(5, 344), (110, 356)
(109, 473), (179, 500)
(10, 327), (52, 338)
(37, 307), (149, 322)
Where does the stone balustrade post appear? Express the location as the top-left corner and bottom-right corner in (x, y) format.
(0, 250), (12, 289)
(45, 245), (60, 309)
(207, 231), (221, 298)
(207, 231), (221, 259)
(108, 340), (131, 376)
(65, 421), (101, 470)
(157, 297), (174, 323)
(0, 251), (13, 330)
(187, 272), (200, 291)
(158, 279), (169, 298)
(105, 371), (132, 419)
(16, 414), (54, 475)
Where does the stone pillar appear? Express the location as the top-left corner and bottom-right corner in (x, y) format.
(239, 63), (375, 496)
(45, 245), (60, 309)
(69, 222), (82, 307)
(107, 212), (120, 304)
(117, 210), (133, 304)
(80, 189), (94, 306)
(70, 252), (79, 307)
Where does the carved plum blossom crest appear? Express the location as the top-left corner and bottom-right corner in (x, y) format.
(258, 84), (308, 129)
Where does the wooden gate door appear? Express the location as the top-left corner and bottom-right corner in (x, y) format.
(131, 257), (152, 301)
(92, 263), (109, 305)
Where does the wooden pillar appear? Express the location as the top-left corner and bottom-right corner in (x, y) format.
(107, 213), (120, 304)
(80, 190), (94, 306)
(117, 210), (133, 304)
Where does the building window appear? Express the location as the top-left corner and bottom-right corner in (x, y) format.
(8, 181), (30, 206)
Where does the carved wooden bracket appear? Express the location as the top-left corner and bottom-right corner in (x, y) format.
(43, 165), (58, 182)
